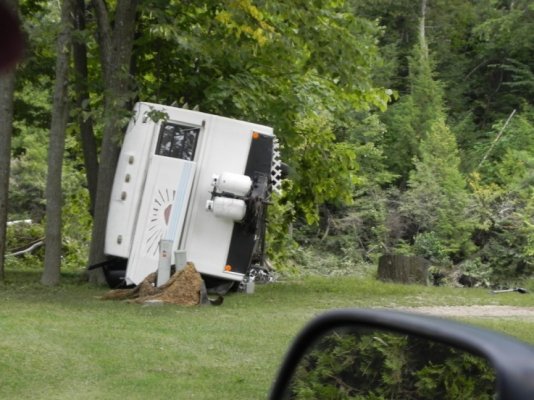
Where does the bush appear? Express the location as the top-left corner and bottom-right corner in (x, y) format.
(456, 259), (492, 288)
(5, 221), (45, 274)
(290, 328), (496, 399)
(412, 232), (450, 265)
(6, 221), (44, 255)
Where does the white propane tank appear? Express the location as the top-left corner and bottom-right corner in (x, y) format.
(213, 172), (252, 196)
(206, 197), (247, 221)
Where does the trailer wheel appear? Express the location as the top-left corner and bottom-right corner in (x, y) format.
(101, 257), (128, 288)
(202, 276), (236, 295)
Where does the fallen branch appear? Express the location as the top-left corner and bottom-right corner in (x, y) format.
(7, 219), (32, 226)
(6, 239), (44, 257)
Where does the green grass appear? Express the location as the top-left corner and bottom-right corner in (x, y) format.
(1, 270), (534, 399)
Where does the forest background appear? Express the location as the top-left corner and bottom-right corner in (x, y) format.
(1, 0), (534, 288)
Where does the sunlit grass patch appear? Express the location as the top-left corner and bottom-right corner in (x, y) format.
(1, 270), (533, 399)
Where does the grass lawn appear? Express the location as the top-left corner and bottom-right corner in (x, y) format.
(1, 270), (534, 399)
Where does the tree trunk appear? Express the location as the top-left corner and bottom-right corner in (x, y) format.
(87, 0), (138, 283)
(419, 0), (428, 58)
(377, 254), (430, 285)
(0, 68), (16, 284)
(73, 0), (98, 216)
(41, 0), (74, 286)
(0, 0), (19, 283)
(420, 0), (427, 37)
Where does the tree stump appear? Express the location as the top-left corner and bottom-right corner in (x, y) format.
(377, 254), (430, 285)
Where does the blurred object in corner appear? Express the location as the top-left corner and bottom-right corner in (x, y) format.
(0, 1), (24, 72)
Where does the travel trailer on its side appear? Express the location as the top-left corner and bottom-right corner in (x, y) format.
(103, 102), (282, 289)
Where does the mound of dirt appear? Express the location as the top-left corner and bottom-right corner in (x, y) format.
(102, 262), (206, 306)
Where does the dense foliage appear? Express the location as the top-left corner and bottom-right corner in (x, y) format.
(290, 329), (496, 399)
(4, 0), (534, 286)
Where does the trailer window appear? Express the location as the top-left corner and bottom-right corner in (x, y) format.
(155, 122), (200, 161)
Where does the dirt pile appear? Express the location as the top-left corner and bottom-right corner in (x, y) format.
(102, 262), (206, 305)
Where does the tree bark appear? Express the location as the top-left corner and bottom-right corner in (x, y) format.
(0, 71), (16, 284)
(419, 0), (428, 58)
(41, 0), (75, 286)
(87, 0), (138, 283)
(73, 0), (98, 216)
(377, 254), (430, 285)
(420, 0), (427, 37)
(0, 0), (18, 283)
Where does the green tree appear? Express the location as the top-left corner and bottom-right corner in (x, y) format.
(287, 112), (360, 225)
(401, 118), (474, 257)
(133, 0), (390, 225)
(72, 0), (98, 215)
(375, 3), (476, 258)
(9, 0), (57, 222)
(381, 0), (445, 183)
(470, 0), (534, 126)
(468, 108), (534, 283)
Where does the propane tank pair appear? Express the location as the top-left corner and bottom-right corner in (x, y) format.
(206, 172), (252, 221)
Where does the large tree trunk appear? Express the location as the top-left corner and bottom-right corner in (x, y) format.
(0, 68), (16, 284)
(0, 0), (19, 283)
(42, 0), (75, 286)
(87, 0), (138, 284)
(73, 0), (98, 216)
(377, 254), (430, 285)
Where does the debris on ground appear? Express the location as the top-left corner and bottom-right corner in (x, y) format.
(101, 262), (218, 306)
(491, 287), (528, 294)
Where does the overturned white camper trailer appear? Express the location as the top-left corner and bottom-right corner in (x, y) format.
(103, 102), (281, 288)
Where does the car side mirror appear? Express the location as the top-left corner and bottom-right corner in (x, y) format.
(270, 309), (534, 400)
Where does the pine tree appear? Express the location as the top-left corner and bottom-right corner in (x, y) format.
(401, 118), (474, 256)
(382, 0), (445, 183)
(408, 13), (445, 139)
(396, 1), (474, 258)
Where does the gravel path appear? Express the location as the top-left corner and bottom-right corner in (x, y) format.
(398, 305), (534, 318)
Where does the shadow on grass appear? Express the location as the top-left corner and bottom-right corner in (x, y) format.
(3, 269), (85, 284)
(1, 269), (110, 306)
